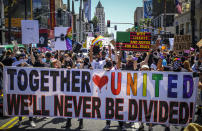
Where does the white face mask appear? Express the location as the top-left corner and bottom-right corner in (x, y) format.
(42, 58), (46, 63)
(76, 63), (80, 68)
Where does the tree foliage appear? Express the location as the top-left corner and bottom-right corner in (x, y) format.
(92, 16), (98, 29)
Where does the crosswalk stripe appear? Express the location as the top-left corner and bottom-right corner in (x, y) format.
(7, 117), (25, 129)
(0, 117), (18, 129)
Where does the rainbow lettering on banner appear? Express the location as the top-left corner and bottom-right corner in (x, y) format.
(91, 36), (104, 47)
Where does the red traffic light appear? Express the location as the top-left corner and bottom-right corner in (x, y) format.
(107, 20), (110, 27)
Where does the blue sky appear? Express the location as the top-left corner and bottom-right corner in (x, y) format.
(63, 0), (143, 34)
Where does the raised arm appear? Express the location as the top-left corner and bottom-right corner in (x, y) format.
(110, 40), (118, 61)
(110, 40), (121, 69)
(90, 45), (93, 63)
(140, 39), (160, 67)
(30, 46), (35, 65)
(108, 45), (112, 60)
(140, 49), (152, 67)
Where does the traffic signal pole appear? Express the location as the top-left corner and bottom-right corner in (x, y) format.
(24, 0), (27, 20)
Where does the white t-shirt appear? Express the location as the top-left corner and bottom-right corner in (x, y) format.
(91, 60), (106, 69)
(111, 54), (116, 61)
(12, 59), (28, 66)
(150, 63), (157, 70)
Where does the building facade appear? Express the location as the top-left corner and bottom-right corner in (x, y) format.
(174, 0), (202, 42)
(134, 7), (143, 26)
(95, 1), (105, 36)
(195, 0), (202, 41)
(151, 0), (177, 35)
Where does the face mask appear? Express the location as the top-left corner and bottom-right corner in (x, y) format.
(96, 58), (100, 62)
(76, 63), (80, 68)
(42, 58), (46, 63)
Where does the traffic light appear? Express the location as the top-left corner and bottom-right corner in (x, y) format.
(107, 20), (110, 27)
(114, 25), (117, 30)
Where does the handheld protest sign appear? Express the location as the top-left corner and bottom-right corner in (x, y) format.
(200, 48), (202, 62)
(21, 20), (39, 44)
(197, 39), (202, 48)
(38, 32), (48, 47)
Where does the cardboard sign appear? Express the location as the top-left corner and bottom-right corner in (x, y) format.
(173, 35), (192, 52)
(197, 39), (202, 47)
(3, 67), (198, 125)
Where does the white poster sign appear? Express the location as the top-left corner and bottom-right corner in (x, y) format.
(21, 20), (39, 44)
(54, 27), (71, 50)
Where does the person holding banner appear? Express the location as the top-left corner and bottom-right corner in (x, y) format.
(89, 45), (106, 70)
(103, 41), (127, 130)
(15, 58), (36, 127)
(61, 53), (83, 129)
(44, 52), (52, 68)
(33, 54), (45, 67)
(1, 50), (14, 66)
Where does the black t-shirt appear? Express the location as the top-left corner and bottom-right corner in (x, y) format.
(2, 57), (13, 66)
(0, 55), (5, 62)
(34, 61), (45, 67)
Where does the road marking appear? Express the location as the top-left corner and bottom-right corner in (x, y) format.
(7, 117), (25, 129)
(0, 117), (18, 129)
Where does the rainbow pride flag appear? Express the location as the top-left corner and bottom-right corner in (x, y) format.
(92, 36), (104, 47)
(66, 27), (72, 50)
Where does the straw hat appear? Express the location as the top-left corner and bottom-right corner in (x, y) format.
(126, 55), (133, 61)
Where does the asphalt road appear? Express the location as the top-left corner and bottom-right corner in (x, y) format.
(0, 115), (201, 131)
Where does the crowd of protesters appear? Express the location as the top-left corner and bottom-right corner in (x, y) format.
(0, 39), (201, 131)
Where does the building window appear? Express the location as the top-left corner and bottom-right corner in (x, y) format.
(180, 24), (184, 35)
(176, 25), (179, 35)
(166, 15), (174, 27)
(186, 22), (190, 33)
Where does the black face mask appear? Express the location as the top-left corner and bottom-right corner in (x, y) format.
(96, 58), (101, 62)
(84, 58), (89, 65)
(106, 61), (112, 68)
(65, 61), (72, 67)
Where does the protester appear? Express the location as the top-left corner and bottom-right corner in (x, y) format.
(1, 50), (14, 66)
(0, 38), (201, 131)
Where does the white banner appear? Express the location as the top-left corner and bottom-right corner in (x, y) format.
(3, 67), (199, 126)
(21, 20), (39, 44)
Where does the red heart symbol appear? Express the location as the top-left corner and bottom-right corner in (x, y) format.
(93, 75), (108, 91)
